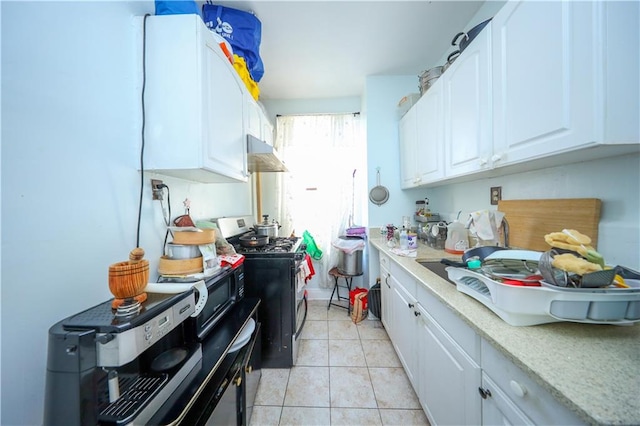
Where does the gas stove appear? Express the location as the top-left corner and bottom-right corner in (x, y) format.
(214, 216), (305, 259)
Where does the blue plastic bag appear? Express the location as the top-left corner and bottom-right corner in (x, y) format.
(202, 2), (265, 82)
(155, 1), (200, 16)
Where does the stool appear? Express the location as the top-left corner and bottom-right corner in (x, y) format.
(327, 267), (362, 315)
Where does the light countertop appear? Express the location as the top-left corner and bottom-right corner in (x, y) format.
(369, 235), (640, 426)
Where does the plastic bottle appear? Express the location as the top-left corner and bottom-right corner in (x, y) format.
(399, 227), (409, 250)
(445, 212), (469, 254)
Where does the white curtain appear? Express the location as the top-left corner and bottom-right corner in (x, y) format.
(275, 114), (365, 288)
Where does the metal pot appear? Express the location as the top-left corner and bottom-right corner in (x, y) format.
(239, 234), (269, 248)
(253, 215), (280, 238)
(442, 50), (461, 73)
(451, 18), (492, 53)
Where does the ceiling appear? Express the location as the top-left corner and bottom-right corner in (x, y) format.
(206, 1), (488, 100)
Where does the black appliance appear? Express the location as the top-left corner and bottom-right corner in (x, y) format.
(160, 263), (246, 341)
(216, 216), (308, 368)
(44, 291), (201, 426)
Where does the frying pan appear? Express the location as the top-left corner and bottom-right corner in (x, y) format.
(239, 234), (269, 248)
(369, 168), (389, 206)
(440, 246), (508, 268)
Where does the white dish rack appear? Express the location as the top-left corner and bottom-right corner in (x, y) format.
(446, 267), (640, 326)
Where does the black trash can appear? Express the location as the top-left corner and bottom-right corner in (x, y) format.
(368, 282), (381, 320)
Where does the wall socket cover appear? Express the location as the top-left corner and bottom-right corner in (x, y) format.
(490, 186), (502, 205)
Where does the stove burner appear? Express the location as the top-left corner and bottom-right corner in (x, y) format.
(234, 236), (299, 254)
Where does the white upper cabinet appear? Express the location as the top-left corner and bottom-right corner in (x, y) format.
(399, 80), (445, 189)
(399, 106), (419, 188)
(144, 14), (248, 183)
(492, 0), (639, 167)
(443, 25), (492, 178)
(398, 0), (638, 188)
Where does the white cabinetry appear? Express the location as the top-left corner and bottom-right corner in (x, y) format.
(389, 264), (418, 386)
(492, 1), (639, 167)
(145, 14), (248, 183)
(399, 83), (445, 188)
(480, 338), (584, 425)
(415, 285), (481, 426)
(247, 98), (274, 146)
(379, 254), (392, 333)
(442, 26), (492, 178)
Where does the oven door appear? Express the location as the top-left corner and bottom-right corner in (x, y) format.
(195, 266), (242, 340)
(292, 265), (308, 365)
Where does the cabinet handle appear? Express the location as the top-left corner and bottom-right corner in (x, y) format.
(234, 376), (242, 386)
(414, 310), (421, 317)
(408, 302), (415, 309)
(385, 274), (391, 287)
(479, 157), (488, 166)
(509, 380), (527, 398)
(478, 387), (492, 399)
(491, 153), (503, 163)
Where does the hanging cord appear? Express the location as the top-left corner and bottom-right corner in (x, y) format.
(158, 185), (171, 255)
(136, 13), (151, 249)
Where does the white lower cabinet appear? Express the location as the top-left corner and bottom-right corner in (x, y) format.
(389, 265), (418, 386)
(480, 339), (584, 425)
(480, 373), (533, 425)
(416, 302), (481, 425)
(375, 247), (585, 425)
(379, 254), (392, 335)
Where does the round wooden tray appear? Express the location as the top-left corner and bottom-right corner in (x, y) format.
(158, 256), (203, 275)
(172, 229), (216, 245)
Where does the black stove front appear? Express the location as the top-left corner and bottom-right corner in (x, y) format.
(214, 217), (308, 368)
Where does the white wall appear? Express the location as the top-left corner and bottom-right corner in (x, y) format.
(1, 2), (252, 424)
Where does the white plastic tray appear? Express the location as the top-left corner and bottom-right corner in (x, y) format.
(446, 267), (640, 326)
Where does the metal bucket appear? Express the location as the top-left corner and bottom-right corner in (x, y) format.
(337, 236), (364, 275)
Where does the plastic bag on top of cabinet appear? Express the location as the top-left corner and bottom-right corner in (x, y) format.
(155, 1), (200, 16)
(202, 2), (265, 82)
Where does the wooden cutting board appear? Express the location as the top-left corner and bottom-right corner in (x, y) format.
(498, 199), (602, 251)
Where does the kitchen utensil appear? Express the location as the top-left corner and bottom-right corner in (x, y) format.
(443, 50), (460, 73)
(158, 255), (204, 276)
(419, 66), (443, 94)
(108, 248), (150, 308)
(539, 250), (616, 288)
(440, 246), (510, 268)
(497, 198), (601, 251)
(253, 214), (280, 237)
(167, 243), (200, 259)
(369, 168), (389, 206)
(172, 228), (216, 245)
(239, 234), (269, 248)
(451, 18), (492, 53)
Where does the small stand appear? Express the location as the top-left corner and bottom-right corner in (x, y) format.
(327, 267), (362, 315)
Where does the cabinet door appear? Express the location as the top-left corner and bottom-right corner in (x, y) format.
(443, 26), (492, 178)
(415, 81), (445, 184)
(246, 98), (262, 139)
(491, 1), (596, 166)
(399, 107), (419, 188)
(204, 41), (247, 181)
(379, 258), (392, 334)
(481, 373), (533, 426)
(417, 304), (481, 426)
(390, 276), (418, 386)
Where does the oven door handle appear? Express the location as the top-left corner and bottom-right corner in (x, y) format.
(296, 294), (308, 337)
(144, 281), (208, 317)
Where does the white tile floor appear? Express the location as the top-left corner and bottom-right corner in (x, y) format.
(250, 300), (430, 426)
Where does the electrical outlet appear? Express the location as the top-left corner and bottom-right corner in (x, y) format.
(151, 179), (164, 200)
(490, 186), (502, 205)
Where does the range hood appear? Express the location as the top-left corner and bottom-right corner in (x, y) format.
(247, 134), (288, 173)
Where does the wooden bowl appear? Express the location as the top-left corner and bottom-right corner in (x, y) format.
(172, 229), (216, 245)
(158, 256), (203, 276)
(108, 248), (149, 299)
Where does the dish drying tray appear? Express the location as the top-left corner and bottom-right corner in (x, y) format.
(446, 267), (640, 326)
